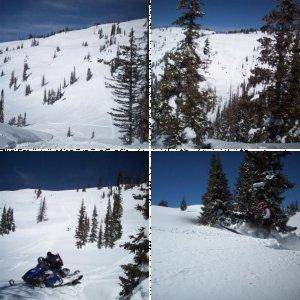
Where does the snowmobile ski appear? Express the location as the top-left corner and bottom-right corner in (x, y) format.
(52, 275), (83, 288)
(219, 223), (241, 234)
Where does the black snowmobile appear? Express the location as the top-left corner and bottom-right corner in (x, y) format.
(9, 252), (82, 288)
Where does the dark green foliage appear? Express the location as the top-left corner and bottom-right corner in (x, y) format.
(37, 197), (47, 223)
(9, 71), (16, 88)
(25, 84), (32, 96)
(199, 155), (231, 226)
(86, 68), (93, 81)
(180, 197), (187, 211)
(153, 0), (216, 148)
(75, 200), (88, 248)
(107, 28), (140, 145)
(67, 127), (72, 137)
(23, 62), (30, 81)
(70, 67), (78, 85)
(234, 152), (294, 225)
(0, 89), (4, 123)
(247, 0), (300, 142)
(111, 24), (116, 36)
(97, 221), (103, 249)
(41, 75), (46, 87)
(117, 171), (125, 186)
(36, 188), (42, 199)
(134, 185), (149, 220)
(104, 198), (113, 248)
(0, 206), (16, 236)
(111, 192), (123, 242)
(119, 184), (149, 298)
(89, 205), (98, 242)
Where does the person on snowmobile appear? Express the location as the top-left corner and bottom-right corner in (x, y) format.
(258, 200), (273, 237)
(44, 252), (66, 277)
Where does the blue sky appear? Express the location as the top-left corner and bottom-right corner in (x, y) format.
(152, 152), (300, 208)
(0, 0), (147, 42)
(0, 151), (148, 190)
(152, 0), (278, 30)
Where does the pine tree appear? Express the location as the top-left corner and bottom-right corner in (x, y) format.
(37, 197), (47, 223)
(91, 130), (95, 139)
(119, 184), (149, 298)
(0, 206), (8, 235)
(70, 67), (77, 85)
(25, 84), (32, 96)
(199, 155), (231, 226)
(89, 205), (98, 242)
(75, 200), (88, 248)
(0, 89), (4, 123)
(1, 70), (4, 77)
(111, 192), (123, 242)
(104, 198), (113, 248)
(41, 75), (46, 87)
(248, 0), (300, 142)
(9, 71), (15, 88)
(203, 38), (211, 56)
(86, 68), (93, 81)
(134, 24), (149, 143)
(133, 184), (149, 220)
(23, 62), (30, 81)
(238, 152), (294, 225)
(67, 127), (72, 137)
(111, 24), (116, 36)
(180, 197), (187, 211)
(97, 221), (103, 249)
(107, 28), (140, 145)
(153, 0), (215, 148)
(36, 188), (42, 199)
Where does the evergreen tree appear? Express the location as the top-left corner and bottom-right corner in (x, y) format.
(117, 171), (124, 186)
(134, 24), (149, 143)
(86, 68), (93, 81)
(70, 67), (78, 85)
(89, 205), (98, 242)
(37, 197), (47, 223)
(25, 84), (32, 96)
(107, 28), (140, 145)
(41, 75), (46, 87)
(133, 184), (149, 220)
(0, 89), (4, 123)
(180, 197), (187, 211)
(23, 62), (30, 81)
(111, 24), (116, 36)
(36, 188), (42, 199)
(199, 155), (231, 226)
(91, 130), (95, 139)
(119, 185), (149, 298)
(9, 71), (15, 88)
(104, 198), (113, 248)
(1, 70), (4, 77)
(158, 200), (168, 207)
(75, 200), (88, 248)
(111, 192), (123, 242)
(203, 38), (211, 56)
(153, 0), (215, 148)
(248, 0), (300, 142)
(67, 127), (72, 137)
(97, 221), (103, 249)
(0, 206), (8, 235)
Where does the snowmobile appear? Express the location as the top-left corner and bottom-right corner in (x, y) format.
(9, 253), (82, 288)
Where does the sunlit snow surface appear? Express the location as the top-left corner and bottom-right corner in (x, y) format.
(0, 19), (148, 149)
(152, 205), (300, 300)
(0, 186), (148, 299)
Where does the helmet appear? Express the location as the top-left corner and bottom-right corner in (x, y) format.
(47, 252), (52, 257)
(258, 201), (267, 209)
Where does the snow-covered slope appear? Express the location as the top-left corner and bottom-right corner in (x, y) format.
(0, 19), (147, 149)
(0, 185), (148, 299)
(152, 205), (300, 300)
(152, 27), (263, 112)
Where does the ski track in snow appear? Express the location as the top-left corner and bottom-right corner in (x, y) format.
(0, 19), (148, 149)
(0, 186), (148, 299)
(152, 205), (300, 300)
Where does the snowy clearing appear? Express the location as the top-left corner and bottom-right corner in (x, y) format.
(0, 186), (148, 300)
(152, 205), (300, 300)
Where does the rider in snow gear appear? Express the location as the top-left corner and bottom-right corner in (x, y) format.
(44, 252), (66, 278)
(258, 201), (273, 237)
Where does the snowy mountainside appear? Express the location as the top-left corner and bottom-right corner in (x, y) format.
(152, 205), (300, 300)
(0, 185), (148, 299)
(152, 27), (264, 114)
(0, 19), (147, 149)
